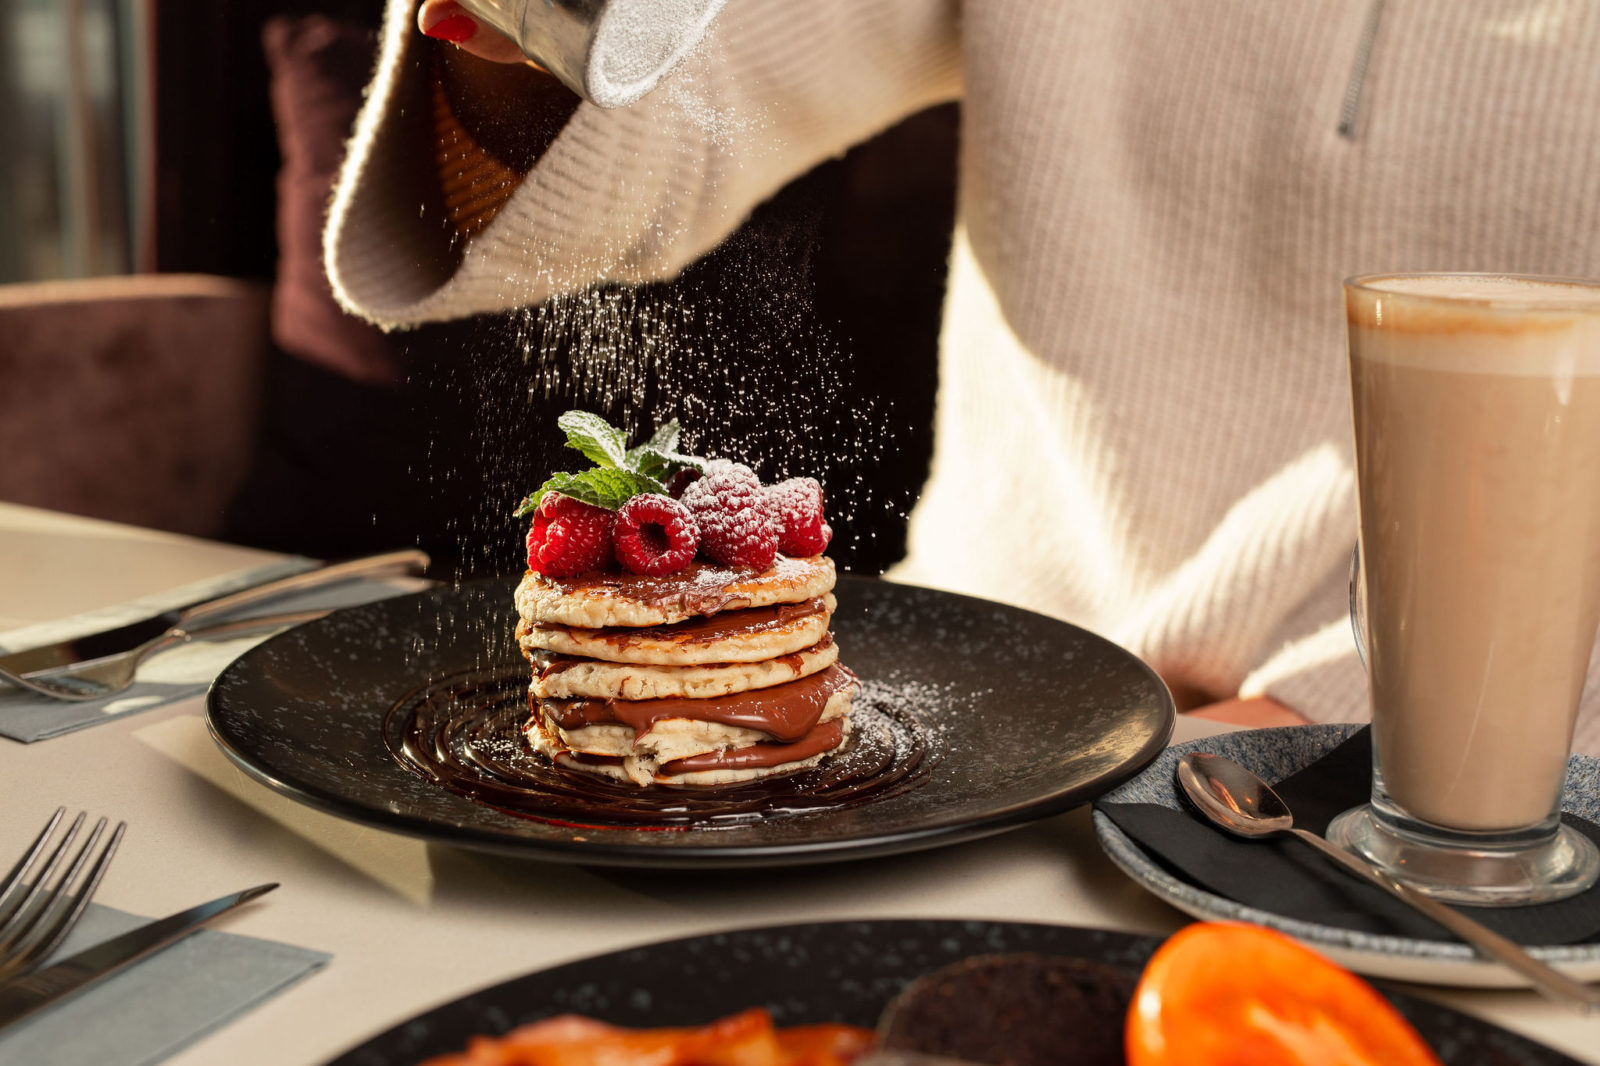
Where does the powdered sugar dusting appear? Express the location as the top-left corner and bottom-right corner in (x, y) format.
(854, 675), (960, 744)
(587, 0), (727, 108)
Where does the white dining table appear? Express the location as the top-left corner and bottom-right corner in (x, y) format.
(2, 499), (1597, 1066)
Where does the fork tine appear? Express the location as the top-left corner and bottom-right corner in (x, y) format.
(0, 816), (125, 984)
(0, 807), (65, 923)
(1, 820), (125, 980)
(0, 810), (84, 938)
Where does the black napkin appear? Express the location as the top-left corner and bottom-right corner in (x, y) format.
(1095, 728), (1600, 945)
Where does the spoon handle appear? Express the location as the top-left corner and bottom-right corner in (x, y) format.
(1288, 827), (1600, 1010)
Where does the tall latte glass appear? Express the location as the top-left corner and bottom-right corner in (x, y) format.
(1329, 273), (1600, 905)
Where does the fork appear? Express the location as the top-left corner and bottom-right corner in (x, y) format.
(0, 609), (330, 703)
(0, 808), (125, 982)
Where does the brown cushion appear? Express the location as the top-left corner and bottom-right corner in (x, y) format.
(0, 276), (268, 537)
(262, 14), (398, 386)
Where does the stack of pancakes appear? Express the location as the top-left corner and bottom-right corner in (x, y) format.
(514, 555), (857, 787)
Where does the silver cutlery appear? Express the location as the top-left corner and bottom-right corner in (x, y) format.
(0, 609), (331, 702)
(0, 547), (429, 679)
(0, 882), (276, 1031)
(1177, 751), (1600, 1011)
(0, 808), (125, 984)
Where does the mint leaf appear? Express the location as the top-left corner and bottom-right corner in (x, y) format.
(627, 445), (707, 482)
(515, 413), (707, 517)
(558, 410), (627, 469)
(642, 419), (682, 455)
(514, 468), (667, 515)
(622, 419), (707, 480)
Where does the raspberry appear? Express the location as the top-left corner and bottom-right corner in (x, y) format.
(664, 467), (701, 499)
(613, 494), (699, 575)
(526, 493), (613, 577)
(681, 462), (778, 570)
(766, 477), (833, 556)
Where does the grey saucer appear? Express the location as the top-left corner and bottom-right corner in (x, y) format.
(1092, 724), (1600, 987)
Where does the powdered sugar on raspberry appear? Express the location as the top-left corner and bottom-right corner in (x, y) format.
(766, 476), (832, 556)
(681, 462), (777, 570)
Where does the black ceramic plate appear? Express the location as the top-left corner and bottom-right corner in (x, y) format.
(322, 919), (1582, 1065)
(206, 575), (1173, 868)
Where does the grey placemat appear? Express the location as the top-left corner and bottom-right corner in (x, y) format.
(0, 559), (421, 742)
(0, 897), (329, 1066)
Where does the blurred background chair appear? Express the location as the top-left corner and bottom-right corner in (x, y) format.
(0, 274), (267, 536)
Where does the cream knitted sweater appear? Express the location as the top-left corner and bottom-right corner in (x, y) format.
(327, 0), (1600, 755)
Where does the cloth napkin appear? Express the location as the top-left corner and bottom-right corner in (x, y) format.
(1095, 728), (1600, 945)
(0, 558), (421, 743)
(0, 896), (329, 1066)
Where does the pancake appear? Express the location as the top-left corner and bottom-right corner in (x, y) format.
(529, 713), (853, 788)
(529, 666), (857, 786)
(515, 555), (835, 629)
(527, 636), (839, 700)
(535, 686), (853, 760)
(518, 595), (836, 666)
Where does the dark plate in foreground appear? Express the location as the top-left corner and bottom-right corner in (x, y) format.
(206, 575), (1173, 868)
(321, 920), (1581, 1066)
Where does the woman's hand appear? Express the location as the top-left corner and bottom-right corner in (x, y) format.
(419, 1), (530, 65)
(1184, 695), (1308, 728)
(420, 0), (580, 170)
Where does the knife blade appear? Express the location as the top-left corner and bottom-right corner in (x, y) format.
(0, 883), (278, 1031)
(0, 549), (428, 678)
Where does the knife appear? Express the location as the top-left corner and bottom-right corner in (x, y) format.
(0, 549), (429, 678)
(0, 883), (278, 1031)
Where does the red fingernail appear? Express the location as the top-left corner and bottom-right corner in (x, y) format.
(423, 14), (477, 42)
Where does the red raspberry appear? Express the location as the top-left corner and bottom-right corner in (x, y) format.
(664, 467), (701, 499)
(613, 494), (699, 575)
(766, 477), (833, 556)
(681, 462), (777, 570)
(526, 493), (613, 577)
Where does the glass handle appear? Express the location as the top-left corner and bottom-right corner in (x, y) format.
(1348, 543), (1368, 668)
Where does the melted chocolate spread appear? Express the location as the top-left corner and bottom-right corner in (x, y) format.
(535, 597), (827, 648)
(539, 664), (855, 742)
(384, 666), (940, 827)
(661, 719), (846, 773)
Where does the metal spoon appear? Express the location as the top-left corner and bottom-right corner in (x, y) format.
(1177, 751), (1600, 1011)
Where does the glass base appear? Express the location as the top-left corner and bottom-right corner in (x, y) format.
(1326, 805), (1600, 906)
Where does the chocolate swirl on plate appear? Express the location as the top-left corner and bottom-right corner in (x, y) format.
(385, 666), (941, 827)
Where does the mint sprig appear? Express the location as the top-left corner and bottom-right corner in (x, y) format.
(515, 468), (667, 516)
(622, 420), (705, 480)
(514, 411), (704, 516)
(558, 410), (628, 468)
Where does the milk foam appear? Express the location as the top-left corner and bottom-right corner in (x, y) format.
(1347, 274), (1600, 376)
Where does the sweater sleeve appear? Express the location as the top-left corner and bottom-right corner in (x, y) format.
(325, 0), (961, 328)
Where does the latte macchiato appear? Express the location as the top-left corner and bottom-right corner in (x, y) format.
(1334, 274), (1600, 903)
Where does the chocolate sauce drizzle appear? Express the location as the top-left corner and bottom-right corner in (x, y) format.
(385, 666), (942, 828)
